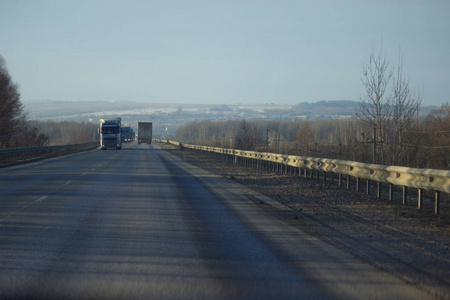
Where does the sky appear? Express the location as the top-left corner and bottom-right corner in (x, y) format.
(0, 0), (449, 106)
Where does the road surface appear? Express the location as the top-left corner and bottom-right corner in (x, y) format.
(0, 143), (433, 299)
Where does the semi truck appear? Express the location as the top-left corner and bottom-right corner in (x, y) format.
(99, 118), (122, 150)
(137, 122), (152, 144)
(121, 127), (134, 143)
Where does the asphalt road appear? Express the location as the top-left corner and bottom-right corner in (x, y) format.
(0, 143), (433, 299)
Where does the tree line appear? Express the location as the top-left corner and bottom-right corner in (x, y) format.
(28, 120), (99, 145)
(174, 104), (449, 170)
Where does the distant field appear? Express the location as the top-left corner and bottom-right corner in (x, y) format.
(23, 100), (437, 122)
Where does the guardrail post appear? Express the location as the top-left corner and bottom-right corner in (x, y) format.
(418, 189), (423, 209)
(402, 187), (407, 205)
(338, 174), (342, 186)
(435, 191), (440, 215)
(366, 180), (370, 195)
(377, 182), (382, 199)
(346, 175), (350, 189)
(389, 184), (394, 201)
(356, 177), (360, 192)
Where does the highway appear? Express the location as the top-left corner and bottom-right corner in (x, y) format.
(0, 143), (432, 299)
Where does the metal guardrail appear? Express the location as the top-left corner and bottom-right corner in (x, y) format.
(160, 139), (450, 214)
(0, 141), (99, 164)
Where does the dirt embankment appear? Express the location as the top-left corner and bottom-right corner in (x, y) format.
(157, 142), (450, 299)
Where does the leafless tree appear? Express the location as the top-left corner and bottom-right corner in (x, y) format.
(388, 52), (422, 164)
(356, 46), (393, 164)
(235, 120), (262, 151)
(0, 55), (26, 148)
(292, 125), (315, 156)
(0, 55), (50, 148)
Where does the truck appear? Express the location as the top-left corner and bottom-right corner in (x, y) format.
(121, 127), (134, 143)
(137, 122), (152, 144)
(99, 118), (122, 150)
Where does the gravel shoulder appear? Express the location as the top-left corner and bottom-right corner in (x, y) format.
(157, 142), (450, 299)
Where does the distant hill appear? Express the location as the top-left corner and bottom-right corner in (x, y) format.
(292, 100), (359, 115)
(292, 100), (436, 117)
(23, 99), (437, 122)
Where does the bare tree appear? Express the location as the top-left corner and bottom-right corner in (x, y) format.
(0, 55), (26, 148)
(292, 125), (315, 156)
(356, 46), (393, 163)
(235, 120), (252, 150)
(420, 103), (450, 169)
(389, 52), (422, 164)
(0, 55), (50, 148)
(235, 120), (262, 151)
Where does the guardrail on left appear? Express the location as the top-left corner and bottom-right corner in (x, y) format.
(0, 141), (99, 165)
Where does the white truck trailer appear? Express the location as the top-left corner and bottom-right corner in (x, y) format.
(99, 118), (122, 150)
(137, 122), (153, 144)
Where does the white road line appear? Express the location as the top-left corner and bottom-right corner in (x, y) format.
(0, 198), (41, 223)
(35, 195), (48, 202)
(1, 180), (74, 224)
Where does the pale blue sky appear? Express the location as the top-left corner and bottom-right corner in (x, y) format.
(1, 0), (449, 106)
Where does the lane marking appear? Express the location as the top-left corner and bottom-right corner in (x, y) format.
(1, 180), (74, 224)
(35, 195), (48, 202)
